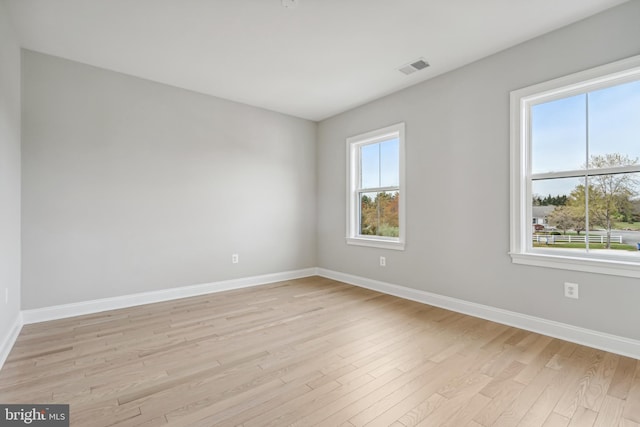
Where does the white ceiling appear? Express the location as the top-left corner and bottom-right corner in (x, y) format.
(3, 0), (628, 121)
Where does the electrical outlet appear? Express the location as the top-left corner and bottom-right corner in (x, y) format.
(564, 282), (579, 299)
(232, 254), (239, 264)
(379, 256), (386, 267)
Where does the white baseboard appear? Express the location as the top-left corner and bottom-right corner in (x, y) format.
(317, 268), (640, 360)
(0, 313), (23, 371)
(22, 268), (317, 324)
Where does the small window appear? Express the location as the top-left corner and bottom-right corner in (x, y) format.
(511, 55), (640, 277)
(347, 123), (405, 250)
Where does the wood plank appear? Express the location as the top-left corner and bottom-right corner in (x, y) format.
(396, 393), (446, 427)
(554, 348), (606, 418)
(567, 406), (598, 427)
(609, 357), (638, 399)
(492, 367), (559, 427)
(543, 412), (571, 427)
(593, 395), (624, 427)
(623, 361), (640, 423)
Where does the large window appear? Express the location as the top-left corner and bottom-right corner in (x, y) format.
(347, 123), (405, 250)
(511, 56), (640, 277)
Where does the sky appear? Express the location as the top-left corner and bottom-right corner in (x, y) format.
(531, 78), (640, 198)
(360, 137), (399, 189)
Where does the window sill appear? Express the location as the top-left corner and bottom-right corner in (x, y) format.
(346, 237), (405, 251)
(509, 251), (640, 278)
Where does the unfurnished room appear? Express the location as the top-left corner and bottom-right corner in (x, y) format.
(1, 0), (640, 426)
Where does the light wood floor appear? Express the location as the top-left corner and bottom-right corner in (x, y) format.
(1, 277), (639, 426)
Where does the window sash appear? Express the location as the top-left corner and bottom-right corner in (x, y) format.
(356, 185), (399, 193)
(531, 165), (640, 181)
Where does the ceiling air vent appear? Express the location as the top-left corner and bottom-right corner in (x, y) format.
(398, 58), (430, 75)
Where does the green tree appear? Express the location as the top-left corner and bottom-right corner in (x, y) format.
(547, 206), (575, 235)
(533, 194), (568, 206)
(617, 196), (635, 223)
(588, 154), (639, 248)
(632, 199), (640, 222)
(566, 184), (592, 235)
(360, 194), (376, 235)
(359, 192), (399, 237)
(564, 154), (639, 246)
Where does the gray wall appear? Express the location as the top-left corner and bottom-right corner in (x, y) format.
(22, 51), (317, 309)
(0, 2), (21, 343)
(317, 1), (640, 340)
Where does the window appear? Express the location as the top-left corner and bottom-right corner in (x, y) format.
(511, 55), (640, 277)
(347, 123), (405, 250)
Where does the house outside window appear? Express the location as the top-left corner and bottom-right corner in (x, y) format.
(510, 56), (640, 277)
(347, 123), (405, 250)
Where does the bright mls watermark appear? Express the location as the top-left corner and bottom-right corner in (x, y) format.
(1, 405), (69, 426)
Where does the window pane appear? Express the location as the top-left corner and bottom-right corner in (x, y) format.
(532, 177), (587, 248)
(359, 191), (378, 235)
(359, 191), (400, 237)
(380, 138), (399, 187)
(378, 191), (399, 237)
(360, 143), (380, 189)
(531, 94), (586, 174)
(588, 172), (640, 235)
(533, 174), (640, 251)
(588, 80), (640, 170)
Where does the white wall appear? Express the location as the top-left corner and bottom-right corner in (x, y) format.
(0, 1), (21, 353)
(21, 51), (317, 309)
(317, 1), (640, 340)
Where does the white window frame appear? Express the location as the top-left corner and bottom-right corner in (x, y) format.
(347, 123), (406, 250)
(510, 55), (640, 278)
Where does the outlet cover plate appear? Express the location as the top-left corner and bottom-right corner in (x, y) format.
(564, 282), (579, 299)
